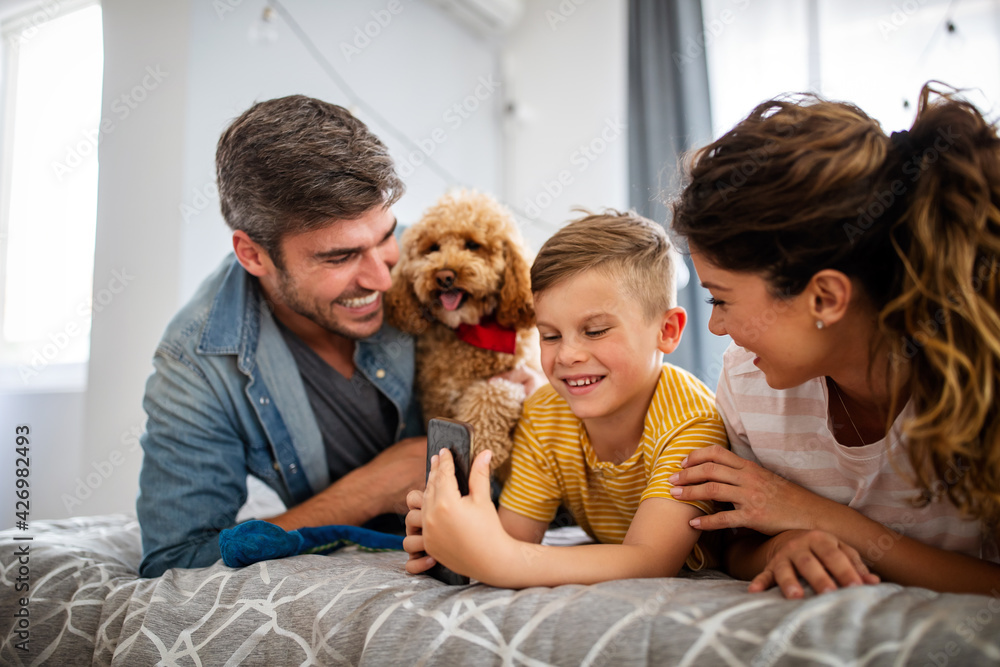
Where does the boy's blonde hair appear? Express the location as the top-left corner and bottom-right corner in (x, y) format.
(531, 209), (677, 320)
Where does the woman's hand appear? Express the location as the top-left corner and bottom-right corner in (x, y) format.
(750, 529), (880, 598)
(419, 448), (514, 582)
(402, 489), (436, 574)
(668, 445), (835, 535)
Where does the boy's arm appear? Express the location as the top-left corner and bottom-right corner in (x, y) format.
(422, 450), (702, 588)
(499, 507), (548, 544)
(491, 498), (702, 587)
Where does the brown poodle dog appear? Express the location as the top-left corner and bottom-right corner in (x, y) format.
(385, 190), (537, 479)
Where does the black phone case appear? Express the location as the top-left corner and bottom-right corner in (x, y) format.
(425, 418), (472, 586)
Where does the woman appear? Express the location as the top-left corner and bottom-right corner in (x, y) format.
(668, 83), (1000, 598)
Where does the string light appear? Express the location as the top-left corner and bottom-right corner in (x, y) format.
(248, 5), (278, 45)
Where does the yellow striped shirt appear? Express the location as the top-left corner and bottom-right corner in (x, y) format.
(499, 363), (729, 569)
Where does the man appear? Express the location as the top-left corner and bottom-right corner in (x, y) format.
(137, 96), (427, 578)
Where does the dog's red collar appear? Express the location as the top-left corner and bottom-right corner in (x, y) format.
(455, 316), (517, 354)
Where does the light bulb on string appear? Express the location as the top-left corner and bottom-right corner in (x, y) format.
(249, 5), (278, 45)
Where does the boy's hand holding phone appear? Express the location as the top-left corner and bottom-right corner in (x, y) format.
(403, 417), (516, 585)
(421, 447), (514, 583)
(403, 489), (434, 574)
(404, 417), (473, 579)
(402, 450), (512, 584)
(403, 448), (503, 578)
(423, 419), (472, 584)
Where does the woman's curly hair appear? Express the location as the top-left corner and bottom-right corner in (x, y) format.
(671, 83), (1000, 525)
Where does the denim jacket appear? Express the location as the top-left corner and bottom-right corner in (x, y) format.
(136, 255), (421, 578)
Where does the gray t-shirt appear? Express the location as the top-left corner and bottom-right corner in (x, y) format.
(277, 321), (398, 483)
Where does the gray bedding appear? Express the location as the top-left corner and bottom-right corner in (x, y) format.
(2, 514), (999, 665)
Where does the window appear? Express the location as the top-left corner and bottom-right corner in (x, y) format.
(703, 0), (999, 140)
(0, 1), (104, 391)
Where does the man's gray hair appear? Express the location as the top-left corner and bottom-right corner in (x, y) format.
(216, 95), (404, 267)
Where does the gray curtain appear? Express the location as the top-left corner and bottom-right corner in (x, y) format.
(628, 0), (729, 387)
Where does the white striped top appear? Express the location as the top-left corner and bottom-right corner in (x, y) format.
(717, 342), (998, 562)
(499, 364), (729, 569)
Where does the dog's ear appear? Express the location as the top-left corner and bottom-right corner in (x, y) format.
(384, 266), (429, 335)
(495, 240), (535, 330)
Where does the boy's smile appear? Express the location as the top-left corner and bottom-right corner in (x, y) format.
(563, 374), (605, 394)
(534, 269), (685, 450)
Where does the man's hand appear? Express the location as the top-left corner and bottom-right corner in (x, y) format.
(360, 436), (428, 516)
(749, 529), (880, 598)
(668, 445), (834, 535)
(265, 436), (427, 530)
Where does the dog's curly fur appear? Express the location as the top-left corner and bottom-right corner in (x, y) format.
(385, 190), (537, 478)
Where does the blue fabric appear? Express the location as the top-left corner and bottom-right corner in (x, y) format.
(219, 520), (404, 568)
(136, 254), (422, 578)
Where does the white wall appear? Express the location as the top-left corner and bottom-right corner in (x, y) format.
(178, 0), (507, 302)
(77, 0), (191, 517)
(501, 0), (628, 252)
(0, 391), (87, 526)
(0, 0), (628, 526)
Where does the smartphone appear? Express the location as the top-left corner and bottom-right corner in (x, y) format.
(425, 417), (473, 585)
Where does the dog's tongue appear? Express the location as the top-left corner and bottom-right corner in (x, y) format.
(440, 290), (463, 311)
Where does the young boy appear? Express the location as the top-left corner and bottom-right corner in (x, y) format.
(403, 210), (728, 587)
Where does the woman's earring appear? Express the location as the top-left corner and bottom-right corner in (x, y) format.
(816, 320), (825, 330)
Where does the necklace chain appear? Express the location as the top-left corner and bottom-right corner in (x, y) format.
(831, 380), (865, 445)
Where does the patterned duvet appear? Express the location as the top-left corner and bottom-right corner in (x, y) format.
(2, 515), (999, 665)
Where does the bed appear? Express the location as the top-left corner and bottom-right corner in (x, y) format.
(2, 514), (999, 666)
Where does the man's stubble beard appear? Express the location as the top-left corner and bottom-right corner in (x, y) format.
(275, 268), (382, 341)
